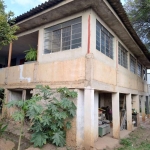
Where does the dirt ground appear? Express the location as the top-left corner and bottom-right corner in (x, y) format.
(1, 118), (150, 150)
(115, 118), (150, 150)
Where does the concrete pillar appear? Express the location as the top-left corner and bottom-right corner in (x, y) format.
(126, 94), (132, 131)
(84, 87), (95, 149)
(148, 96), (150, 118)
(146, 96), (149, 117)
(132, 95), (140, 126)
(141, 96), (146, 122)
(76, 90), (84, 146)
(132, 95), (140, 113)
(94, 91), (98, 142)
(112, 92), (120, 139)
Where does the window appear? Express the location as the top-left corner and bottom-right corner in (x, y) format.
(44, 17), (82, 54)
(130, 55), (136, 74)
(96, 20), (114, 59)
(137, 63), (142, 77)
(118, 43), (128, 68)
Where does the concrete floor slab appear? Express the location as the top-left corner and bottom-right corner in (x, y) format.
(94, 129), (132, 149)
(94, 136), (119, 150)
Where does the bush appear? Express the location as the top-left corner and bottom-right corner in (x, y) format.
(7, 85), (77, 148)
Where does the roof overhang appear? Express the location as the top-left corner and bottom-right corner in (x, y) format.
(15, 0), (150, 68)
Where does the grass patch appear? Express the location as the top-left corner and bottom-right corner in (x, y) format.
(116, 127), (150, 150)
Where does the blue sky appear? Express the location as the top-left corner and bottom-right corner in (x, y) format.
(4, 0), (126, 17)
(4, 0), (48, 17)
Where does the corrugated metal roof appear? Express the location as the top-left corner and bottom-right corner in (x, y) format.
(15, 0), (64, 23)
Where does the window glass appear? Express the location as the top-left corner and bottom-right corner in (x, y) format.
(44, 17), (82, 54)
(118, 43), (128, 68)
(96, 20), (114, 59)
(137, 63), (142, 77)
(130, 55), (136, 74)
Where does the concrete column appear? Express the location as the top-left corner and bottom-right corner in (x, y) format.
(126, 94), (132, 131)
(148, 96), (150, 118)
(76, 90), (84, 146)
(146, 96), (149, 117)
(141, 96), (146, 122)
(132, 95), (140, 113)
(84, 87), (95, 149)
(112, 92), (120, 139)
(132, 95), (140, 126)
(94, 91), (98, 142)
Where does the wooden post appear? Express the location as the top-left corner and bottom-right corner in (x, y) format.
(7, 42), (12, 67)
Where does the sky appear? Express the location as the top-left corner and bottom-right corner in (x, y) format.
(4, 0), (126, 17)
(4, 0), (48, 17)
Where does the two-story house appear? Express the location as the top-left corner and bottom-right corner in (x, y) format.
(0, 0), (150, 149)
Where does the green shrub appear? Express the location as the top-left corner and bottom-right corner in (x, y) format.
(120, 138), (132, 147)
(24, 46), (37, 61)
(7, 85), (77, 148)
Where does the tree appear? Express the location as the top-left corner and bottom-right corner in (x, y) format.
(0, 0), (18, 48)
(124, 0), (150, 50)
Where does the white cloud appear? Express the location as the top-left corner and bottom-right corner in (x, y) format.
(11, 0), (47, 7)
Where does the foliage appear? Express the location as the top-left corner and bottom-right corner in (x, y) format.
(120, 138), (132, 147)
(124, 0), (150, 50)
(24, 46), (37, 61)
(7, 85), (77, 148)
(117, 127), (150, 150)
(0, 0), (19, 48)
(0, 123), (7, 137)
(0, 88), (4, 112)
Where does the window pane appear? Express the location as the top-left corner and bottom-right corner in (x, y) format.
(96, 20), (113, 59)
(52, 30), (61, 53)
(44, 17), (82, 54)
(118, 43), (128, 68)
(62, 26), (71, 50)
(71, 23), (81, 49)
(137, 63), (142, 77)
(101, 31), (105, 54)
(130, 55), (136, 74)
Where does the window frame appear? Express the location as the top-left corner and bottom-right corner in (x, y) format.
(130, 54), (136, 74)
(118, 42), (128, 69)
(96, 20), (114, 59)
(137, 62), (142, 77)
(44, 17), (82, 54)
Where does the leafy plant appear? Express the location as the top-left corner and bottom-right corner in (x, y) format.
(120, 138), (132, 147)
(0, 1), (19, 49)
(7, 85), (77, 148)
(24, 46), (37, 61)
(0, 123), (7, 137)
(7, 98), (27, 150)
(0, 88), (4, 113)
